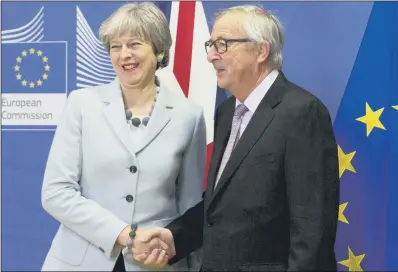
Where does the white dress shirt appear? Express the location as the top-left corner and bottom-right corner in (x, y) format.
(235, 69), (279, 137)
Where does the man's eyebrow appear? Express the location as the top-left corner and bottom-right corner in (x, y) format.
(208, 36), (226, 41)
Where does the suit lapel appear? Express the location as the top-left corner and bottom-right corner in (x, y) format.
(133, 89), (173, 154)
(205, 98), (235, 198)
(101, 77), (174, 156)
(102, 78), (136, 157)
(207, 73), (287, 208)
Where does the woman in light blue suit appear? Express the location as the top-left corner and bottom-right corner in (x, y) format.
(41, 3), (206, 271)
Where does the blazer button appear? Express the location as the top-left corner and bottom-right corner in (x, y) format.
(126, 195), (134, 202)
(207, 221), (214, 227)
(129, 165), (137, 173)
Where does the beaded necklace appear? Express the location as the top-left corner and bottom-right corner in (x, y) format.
(123, 86), (160, 127)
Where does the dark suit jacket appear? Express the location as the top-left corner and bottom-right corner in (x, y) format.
(166, 72), (340, 271)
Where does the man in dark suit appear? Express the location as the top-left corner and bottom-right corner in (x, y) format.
(130, 5), (340, 271)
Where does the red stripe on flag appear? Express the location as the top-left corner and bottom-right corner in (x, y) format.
(203, 143), (213, 191)
(173, 2), (212, 191)
(173, 1), (196, 97)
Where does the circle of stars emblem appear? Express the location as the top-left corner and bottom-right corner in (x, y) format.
(14, 48), (50, 88)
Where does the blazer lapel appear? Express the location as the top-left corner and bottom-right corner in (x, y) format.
(205, 98), (235, 199)
(133, 84), (173, 154)
(101, 78), (136, 157)
(208, 73), (287, 206)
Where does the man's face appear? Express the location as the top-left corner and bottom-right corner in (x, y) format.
(207, 12), (260, 91)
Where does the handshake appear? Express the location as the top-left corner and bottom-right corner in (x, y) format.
(124, 227), (176, 269)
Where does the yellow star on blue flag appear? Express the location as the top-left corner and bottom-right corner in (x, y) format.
(333, 2), (398, 271)
(2, 42), (66, 94)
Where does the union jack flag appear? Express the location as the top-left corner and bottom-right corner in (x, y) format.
(162, 2), (218, 190)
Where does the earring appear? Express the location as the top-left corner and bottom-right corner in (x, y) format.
(157, 53), (164, 62)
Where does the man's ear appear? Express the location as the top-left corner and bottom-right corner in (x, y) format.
(257, 41), (270, 64)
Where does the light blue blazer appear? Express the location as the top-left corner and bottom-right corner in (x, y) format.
(41, 77), (206, 271)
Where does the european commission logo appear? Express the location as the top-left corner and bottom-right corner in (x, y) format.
(1, 7), (68, 129)
(3, 42), (66, 94)
(13, 47), (51, 89)
(1, 6), (44, 43)
(76, 6), (116, 88)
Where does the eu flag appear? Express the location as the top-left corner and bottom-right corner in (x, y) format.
(2, 42), (67, 94)
(334, 2), (398, 271)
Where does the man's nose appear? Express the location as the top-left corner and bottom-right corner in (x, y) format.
(207, 46), (220, 63)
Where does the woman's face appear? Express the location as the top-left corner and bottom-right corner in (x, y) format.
(110, 35), (157, 89)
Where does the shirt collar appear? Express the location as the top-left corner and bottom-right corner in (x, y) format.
(236, 69), (279, 113)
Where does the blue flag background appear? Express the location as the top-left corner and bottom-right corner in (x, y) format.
(2, 42), (67, 94)
(1, 1), (397, 271)
(333, 2), (398, 270)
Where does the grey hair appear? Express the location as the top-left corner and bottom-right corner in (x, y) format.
(98, 2), (172, 69)
(215, 5), (284, 70)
